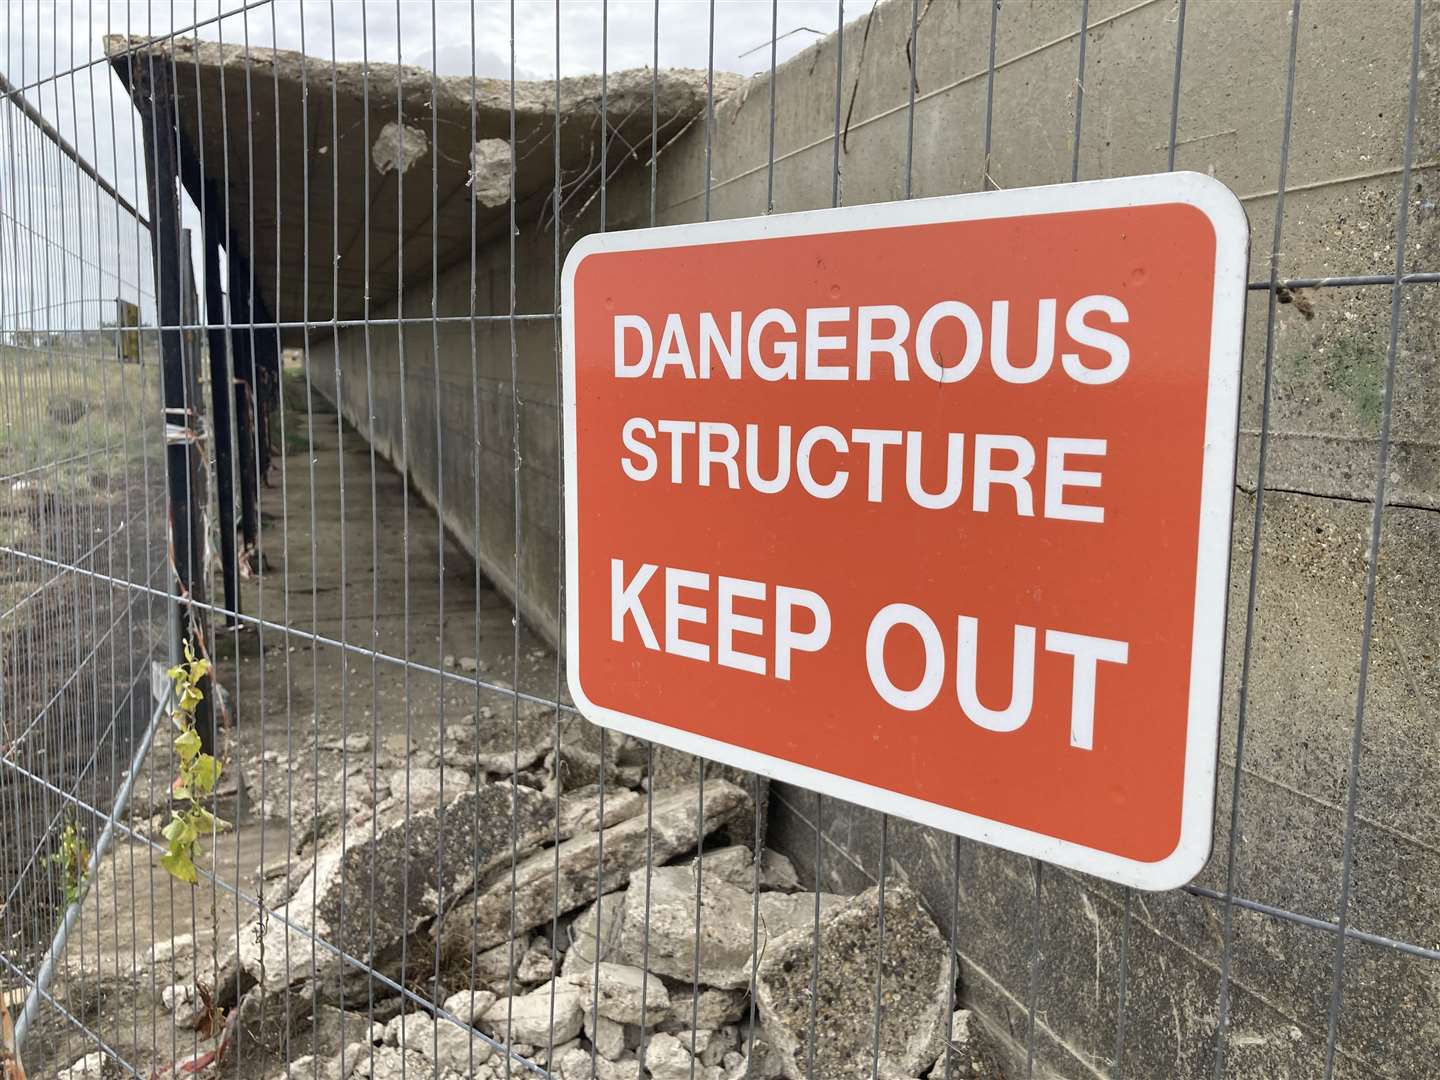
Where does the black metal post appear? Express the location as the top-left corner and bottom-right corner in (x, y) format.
(132, 54), (215, 754)
(174, 122), (248, 605)
(251, 287), (282, 483)
(225, 244), (262, 565)
(202, 204), (239, 625)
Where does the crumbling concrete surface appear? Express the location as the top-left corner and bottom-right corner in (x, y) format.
(755, 882), (952, 1080)
(104, 34), (739, 345)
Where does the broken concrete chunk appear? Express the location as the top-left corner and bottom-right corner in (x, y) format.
(756, 882), (951, 1080)
(557, 785), (645, 840)
(586, 1009), (627, 1060)
(160, 981), (197, 1015)
(464, 935), (528, 989)
(516, 941), (558, 984)
(56, 1052), (112, 1080)
(237, 783), (550, 1000)
(672, 1027), (715, 1057)
(660, 987), (749, 1032)
(718, 1034), (787, 1080)
(539, 1037), (583, 1066)
(382, 766), (472, 810)
(647, 746), (767, 835)
(644, 1031), (722, 1080)
(481, 979), (584, 1046)
(688, 845), (799, 893)
(271, 1041), (364, 1080)
(347, 1044), (464, 1080)
(616, 863), (839, 989)
(552, 1046), (643, 1080)
(560, 891), (626, 977)
(431, 1018), (497, 1072)
(388, 1010), (496, 1072)
(442, 987), (498, 1025)
(372, 121), (428, 174)
(615, 864), (753, 988)
(265, 1046), (343, 1080)
(569, 962), (671, 1025)
(382, 1010), (434, 1050)
(758, 890), (839, 939)
(924, 1010), (979, 1078)
(453, 701), (555, 775)
(760, 849), (800, 892)
(439, 781), (751, 956)
(553, 743), (644, 790)
(468, 139), (512, 208)
(321, 732), (371, 754)
(688, 844), (758, 889)
(700, 1025), (739, 1067)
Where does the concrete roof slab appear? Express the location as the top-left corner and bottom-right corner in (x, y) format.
(107, 35), (734, 340)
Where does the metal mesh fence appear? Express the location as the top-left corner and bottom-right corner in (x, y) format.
(0, 2), (1436, 1079)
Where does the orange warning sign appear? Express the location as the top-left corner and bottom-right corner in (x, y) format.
(562, 173), (1248, 890)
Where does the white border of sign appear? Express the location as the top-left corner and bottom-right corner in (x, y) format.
(561, 171), (1248, 892)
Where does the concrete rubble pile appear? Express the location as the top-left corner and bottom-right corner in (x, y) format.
(143, 704), (988, 1080)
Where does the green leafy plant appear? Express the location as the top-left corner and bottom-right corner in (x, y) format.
(49, 820), (88, 906)
(161, 643), (229, 884)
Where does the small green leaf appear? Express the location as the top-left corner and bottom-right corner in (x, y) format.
(161, 848), (198, 884)
(175, 727), (201, 763)
(189, 754), (221, 796)
(162, 813), (196, 847)
(187, 806), (231, 834)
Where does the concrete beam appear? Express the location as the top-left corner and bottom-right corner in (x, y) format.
(104, 33), (735, 345)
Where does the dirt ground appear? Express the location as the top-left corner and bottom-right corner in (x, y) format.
(20, 370), (559, 1077)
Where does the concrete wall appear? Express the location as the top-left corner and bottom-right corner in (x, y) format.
(309, 1), (1439, 1076)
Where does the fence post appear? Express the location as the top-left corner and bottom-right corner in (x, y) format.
(173, 138), (242, 628)
(132, 51), (215, 754)
(225, 243), (262, 568)
(202, 206), (239, 625)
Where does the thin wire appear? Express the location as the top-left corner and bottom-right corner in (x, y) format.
(1321, 3), (1424, 1074)
(1211, 4), (1303, 1074)
(427, 4), (450, 1064)
(592, 7), (611, 1080)
(980, 0), (999, 191)
(636, 9), (662, 1076)
(1070, 0), (1089, 184)
(1166, 0), (1188, 173)
(747, 3), (784, 1073)
(1113, 0), (1182, 1069)
(503, 1), (524, 1076)
(873, 4), (921, 1073)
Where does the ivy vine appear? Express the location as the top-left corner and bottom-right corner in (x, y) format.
(49, 820), (87, 906)
(160, 643), (229, 884)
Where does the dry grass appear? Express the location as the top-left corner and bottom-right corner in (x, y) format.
(0, 339), (161, 496)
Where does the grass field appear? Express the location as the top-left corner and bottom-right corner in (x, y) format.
(0, 335), (171, 975)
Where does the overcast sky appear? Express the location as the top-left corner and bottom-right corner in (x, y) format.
(0, 0), (861, 330)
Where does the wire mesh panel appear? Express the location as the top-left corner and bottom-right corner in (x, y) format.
(0, 3), (1435, 1080)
